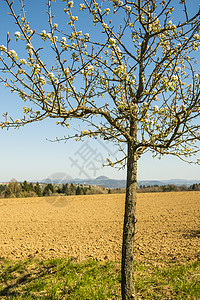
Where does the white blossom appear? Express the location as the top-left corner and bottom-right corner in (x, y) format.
(171, 75), (178, 81)
(9, 50), (18, 58)
(108, 38), (116, 47)
(80, 69), (86, 75)
(0, 45), (7, 52)
(40, 30), (47, 36)
(35, 64), (41, 69)
(87, 65), (94, 71)
(71, 16), (78, 21)
(114, 64), (126, 74)
(64, 67), (70, 74)
(14, 31), (21, 38)
(61, 37), (67, 43)
(19, 58), (27, 64)
(48, 72), (55, 78)
(116, 46), (121, 53)
(28, 49), (33, 56)
(26, 43), (33, 49)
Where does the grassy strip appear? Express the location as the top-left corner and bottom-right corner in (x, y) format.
(135, 260), (199, 299)
(0, 257), (199, 299)
(0, 258), (120, 299)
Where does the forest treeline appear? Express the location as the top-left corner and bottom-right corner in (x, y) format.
(0, 179), (199, 199)
(137, 183), (200, 193)
(0, 179), (108, 198)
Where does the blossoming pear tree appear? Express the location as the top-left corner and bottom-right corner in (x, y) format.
(0, 0), (200, 299)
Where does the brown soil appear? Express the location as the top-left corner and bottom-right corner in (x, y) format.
(0, 192), (199, 262)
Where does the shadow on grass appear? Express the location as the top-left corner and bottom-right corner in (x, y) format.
(0, 258), (121, 299)
(0, 257), (199, 299)
(0, 259), (57, 297)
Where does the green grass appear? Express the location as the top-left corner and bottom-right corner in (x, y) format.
(0, 257), (199, 299)
(135, 260), (200, 299)
(0, 258), (120, 299)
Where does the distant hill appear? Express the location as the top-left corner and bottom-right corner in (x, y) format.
(39, 175), (200, 188)
(41, 173), (73, 184)
(161, 179), (200, 186)
(138, 179), (200, 187)
(72, 177), (126, 188)
(96, 176), (109, 180)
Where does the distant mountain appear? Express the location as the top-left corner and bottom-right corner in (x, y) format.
(138, 179), (200, 187)
(96, 176), (109, 180)
(138, 180), (165, 187)
(162, 179), (200, 186)
(72, 177), (126, 188)
(41, 173), (73, 184)
(39, 175), (200, 188)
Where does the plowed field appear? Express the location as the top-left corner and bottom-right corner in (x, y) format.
(0, 192), (199, 262)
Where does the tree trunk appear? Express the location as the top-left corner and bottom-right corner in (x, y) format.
(121, 140), (137, 300)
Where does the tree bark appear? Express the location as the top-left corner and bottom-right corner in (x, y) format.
(121, 139), (137, 300)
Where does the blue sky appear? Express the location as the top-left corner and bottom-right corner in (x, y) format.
(0, 0), (199, 182)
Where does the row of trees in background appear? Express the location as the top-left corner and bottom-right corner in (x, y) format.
(137, 183), (200, 193)
(0, 179), (199, 198)
(109, 183), (200, 193)
(0, 179), (108, 198)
